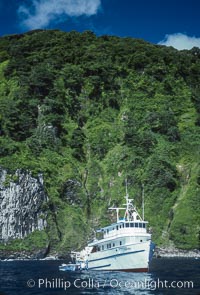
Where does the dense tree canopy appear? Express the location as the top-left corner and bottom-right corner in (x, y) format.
(0, 30), (199, 252)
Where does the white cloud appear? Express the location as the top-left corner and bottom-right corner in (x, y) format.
(18, 0), (101, 30)
(158, 33), (200, 50)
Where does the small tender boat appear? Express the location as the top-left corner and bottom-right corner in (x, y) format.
(59, 263), (82, 272)
(59, 253), (87, 272)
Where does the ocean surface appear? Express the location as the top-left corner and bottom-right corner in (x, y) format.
(0, 258), (199, 295)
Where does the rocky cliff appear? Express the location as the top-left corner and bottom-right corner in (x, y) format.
(0, 168), (47, 242)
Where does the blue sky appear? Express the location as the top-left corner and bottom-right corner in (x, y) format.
(0, 0), (200, 49)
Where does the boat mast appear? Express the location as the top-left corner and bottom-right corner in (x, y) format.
(125, 178), (129, 198)
(124, 179), (134, 222)
(142, 184), (145, 221)
(109, 179), (143, 223)
(125, 179), (129, 221)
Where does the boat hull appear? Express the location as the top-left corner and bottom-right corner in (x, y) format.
(87, 241), (153, 272)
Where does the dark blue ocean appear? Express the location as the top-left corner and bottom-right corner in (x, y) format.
(0, 258), (199, 295)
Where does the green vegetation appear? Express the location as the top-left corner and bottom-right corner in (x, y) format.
(0, 30), (199, 253)
(0, 230), (49, 251)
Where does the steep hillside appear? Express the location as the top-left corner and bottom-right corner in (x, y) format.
(0, 30), (199, 255)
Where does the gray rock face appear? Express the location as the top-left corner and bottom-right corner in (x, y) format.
(0, 168), (47, 242)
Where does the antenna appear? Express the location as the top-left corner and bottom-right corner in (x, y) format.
(142, 184), (145, 220)
(125, 178), (129, 198)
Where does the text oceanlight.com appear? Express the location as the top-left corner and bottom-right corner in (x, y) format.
(27, 277), (194, 291)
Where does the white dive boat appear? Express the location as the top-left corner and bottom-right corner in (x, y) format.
(76, 187), (155, 272)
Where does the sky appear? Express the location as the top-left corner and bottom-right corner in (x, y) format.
(0, 0), (200, 50)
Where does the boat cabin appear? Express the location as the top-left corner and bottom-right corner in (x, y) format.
(102, 220), (148, 239)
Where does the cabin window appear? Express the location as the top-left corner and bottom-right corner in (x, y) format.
(116, 226), (118, 230)
(135, 223), (138, 228)
(125, 223), (130, 228)
(143, 224), (146, 228)
(97, 246), (101, 251)
(113, 243), (115, 247)
(140, 240), (143, 242)
(107, 243), (111, 249)
(107, 229), (109, 234)
(119, 225), (121, 229)
(122, 224), (124, 228)
(130, 223), (134, 227)
(139, 223), (142, 228)
(120, 241), (122, 245)
(102, 245), (104, 250)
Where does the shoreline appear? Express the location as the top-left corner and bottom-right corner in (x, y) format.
(0, 247), (200, 261)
